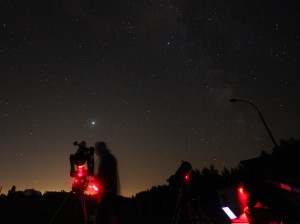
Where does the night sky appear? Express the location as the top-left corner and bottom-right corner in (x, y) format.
(1, 0), (299, 197)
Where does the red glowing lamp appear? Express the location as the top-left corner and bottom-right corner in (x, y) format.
(184, 173), (190, 181)
(238, 187), (244, 194)
(89, 185), (99, 192)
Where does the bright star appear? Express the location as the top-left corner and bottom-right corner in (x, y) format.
(85, 119), (97, 128)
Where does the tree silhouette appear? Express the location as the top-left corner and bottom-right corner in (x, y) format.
(7, 185), (16, 197)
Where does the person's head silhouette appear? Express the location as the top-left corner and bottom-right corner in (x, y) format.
(95, 141), (109, 156)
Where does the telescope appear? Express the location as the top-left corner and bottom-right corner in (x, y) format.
(168, 160), (192, 190)
(50, 141), (97, 224)
(69, 141), (94, 194)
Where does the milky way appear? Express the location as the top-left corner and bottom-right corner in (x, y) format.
(0, 0), (299, 196)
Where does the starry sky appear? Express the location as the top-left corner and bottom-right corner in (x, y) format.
(1, 0), (299, 197)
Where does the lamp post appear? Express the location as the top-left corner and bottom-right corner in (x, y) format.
(230, 98), (279, 148)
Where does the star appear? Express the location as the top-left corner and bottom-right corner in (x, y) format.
(84, 119), (97, 128)
(0, 0), (299, 198)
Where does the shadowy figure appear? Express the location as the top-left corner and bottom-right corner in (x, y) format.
(95, 141), (119, 224)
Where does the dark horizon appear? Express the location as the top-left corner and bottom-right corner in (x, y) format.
(2, 138), (300, 224)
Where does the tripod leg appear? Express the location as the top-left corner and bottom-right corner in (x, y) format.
(172, 192), (182, 224)
(49, 193), (71, 224)
(81, 194), (89, 224)
(174, 207), (182, 224)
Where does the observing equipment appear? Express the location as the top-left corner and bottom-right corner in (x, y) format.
(49, 141), (99, 224)
(169, 161), (211, 224)
(70, 141), (94, 174)
(168, 160), (192, 191)
(69, 141), (95, 194)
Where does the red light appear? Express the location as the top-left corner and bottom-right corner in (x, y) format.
(280, 183), (292, 191)
(86, 177), (101, 195)
(238, 187), (244, 194)
(254, 201), (267, 209)
(87, 183), (101, 195)
(238, 186), (248, 199)
(238, 186), (248, 212)
(76, 165), (87, 177)
(89, 185), (99, 192)
(184, 174), (190, 181)
(232, 213), (249, 223)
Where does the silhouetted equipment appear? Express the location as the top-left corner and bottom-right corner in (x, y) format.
(49, 141), (97, 224)
(238, 141), (300, 222)
(169, 161), (211, 224)
(70, 141), (94, 176)
(168, 161), (192, 191)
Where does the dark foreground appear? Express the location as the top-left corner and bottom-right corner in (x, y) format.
(0, 193), (174, 224)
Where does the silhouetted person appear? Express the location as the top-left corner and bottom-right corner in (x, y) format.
(95, 141), (119, 224)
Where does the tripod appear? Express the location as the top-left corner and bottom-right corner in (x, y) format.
(50, 141), (97, 223)
(171, 187), (211, 224)
(49, 190), (89, 224)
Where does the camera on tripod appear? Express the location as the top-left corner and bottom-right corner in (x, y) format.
(69, 141), (94, 194)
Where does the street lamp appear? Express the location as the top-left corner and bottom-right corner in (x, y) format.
(230, 98), (279, 148)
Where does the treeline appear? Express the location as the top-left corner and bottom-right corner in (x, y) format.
(2, 185), (69, 198)
(131, 164), (245, 222)
(130, 138), (300, 222)
(1, 138), (299, 223)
